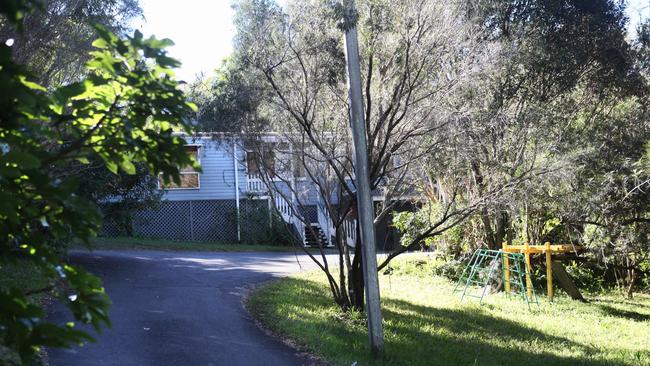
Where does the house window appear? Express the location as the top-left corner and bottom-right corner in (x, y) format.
(160, 145), (200, 189)
(246, 151), (261, 175)
(293, 158), (306, 179)
(245, 141), (305, 178)
(246, 146), (275, 177)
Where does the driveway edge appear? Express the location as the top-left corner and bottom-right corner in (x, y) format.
(242, 280), (329, 366)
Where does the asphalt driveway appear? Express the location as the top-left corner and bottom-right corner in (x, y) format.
(48, 250), (327, 366)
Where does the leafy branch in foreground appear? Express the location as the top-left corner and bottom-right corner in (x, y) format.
(0, 2), (198, 363)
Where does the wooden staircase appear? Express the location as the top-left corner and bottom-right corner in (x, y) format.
(305, 224), (328, 247)
(271, 193), (356, 248)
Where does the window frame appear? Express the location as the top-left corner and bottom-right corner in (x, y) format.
(245, 144), (275, 177)
(244, 140), (308, 181)
(158, 144), (201, 190)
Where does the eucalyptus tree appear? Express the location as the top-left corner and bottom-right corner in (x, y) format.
(439, 0), (647, 250)
(435, 0), (650, 297)
(560, 17), (650, 298)
(568, 100), (650, 298)
(187, 58), (268, 133)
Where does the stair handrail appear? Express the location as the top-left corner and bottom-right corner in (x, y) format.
(273, 194), (305, 245)
(316, 205), (334, 246)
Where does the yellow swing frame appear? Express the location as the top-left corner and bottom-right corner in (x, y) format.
(502, 242), (580, 302)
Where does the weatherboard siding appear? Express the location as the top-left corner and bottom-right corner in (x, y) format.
(160, 135), (328, 205)
(162, 138), (247, 201)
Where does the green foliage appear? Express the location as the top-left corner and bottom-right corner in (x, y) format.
(474, 0), (642, 98)
(563, 262), (608, 294)
(77, 160), (163, 237)
(0, 0), (43, 27)
(236, 204), (295, 245)
(640, 259), (650, 290)
(0, 0), (143, 86)
(570, 96), (650, 293)
(392, 203), (470, 257)
(0, 2), (197, 363)
(392, 210), (431, 249)
(187, 58), (267, 132)
(392, 204), (445, 249)
(383, 255), (465, 282)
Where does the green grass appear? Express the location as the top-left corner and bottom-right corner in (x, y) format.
(0, 259), (51, 365)
(75, 236), (310, 253)
(0, 259), (50, 303)
(248, 255), (650, 366)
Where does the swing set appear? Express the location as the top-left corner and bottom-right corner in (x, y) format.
(454, 242), (583, 309)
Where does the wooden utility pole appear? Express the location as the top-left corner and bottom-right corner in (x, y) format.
(341, 0), (385, 358)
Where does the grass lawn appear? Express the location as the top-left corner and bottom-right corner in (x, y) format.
(248, 255), (650, 366)
(75, 236), (311, 253)
(0, 259), (50, 304)
(0, 259), (52, 365)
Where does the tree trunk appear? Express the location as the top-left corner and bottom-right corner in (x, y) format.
(505, 212), (514, 245)
(552, 261), (586, 302)
(479, 207), (497, 249)
(325, 272), (348, 309)
(472, 162), (499, 249)
(348, 236), (365, 311)
(626, 269), (636, 300)
(495, 210), (509, 248)
(336, 230), (351, 308)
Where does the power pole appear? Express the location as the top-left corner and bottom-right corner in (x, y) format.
(341, 0), (384, 358)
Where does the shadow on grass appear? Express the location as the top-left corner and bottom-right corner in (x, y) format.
(380, 298), (616, 366)
(596, 303), (650, 322)
(258, 277), (634, 366)
(593, 297), (650, 310)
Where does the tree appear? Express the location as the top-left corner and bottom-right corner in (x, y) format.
(0, 0), (142, 87)
(563, 97), (650, 298)
(228, 0), (650, 304)
(0, 0), (157, 241)
(76, 160), (162, 237)
(449, 0), (644, 249)
(431, 0), (650, 296)
(231, 0), (491, 310)
(186, 58), (267, 132)
(0, 1), (198, 363)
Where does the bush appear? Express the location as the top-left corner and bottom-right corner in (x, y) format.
(383, 254), (466, 282)
(236, 202), (295, 245)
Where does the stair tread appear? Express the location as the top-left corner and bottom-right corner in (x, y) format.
(304, 224), (328, 246)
